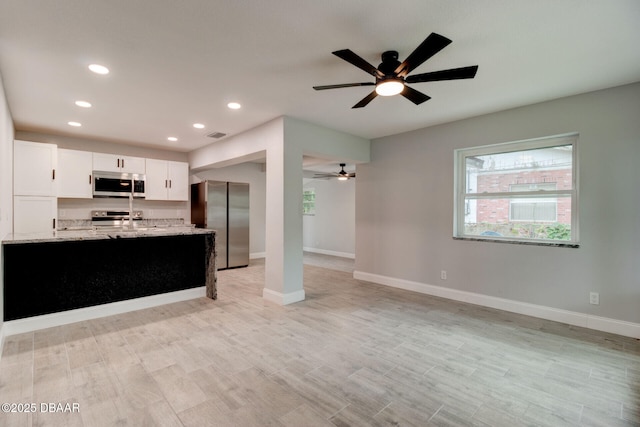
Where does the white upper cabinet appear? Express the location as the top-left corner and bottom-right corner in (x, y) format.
(58, 148), (93, 198)
(93, 153), (145, 174)
(167, 161), (189, 201)
(144, 159), (167, 200)
(145, 159), (189, 201)
(14, 140), (57, 196)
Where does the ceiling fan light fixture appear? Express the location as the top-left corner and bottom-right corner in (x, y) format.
(338, 176), (349, 181)
(88, 64), (109, 75)
(74, 100), (92, 108)
(375, 79), (404, 96)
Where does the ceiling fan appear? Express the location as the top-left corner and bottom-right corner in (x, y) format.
(313, 32), (478, 108)
(313, 163), (355, 180)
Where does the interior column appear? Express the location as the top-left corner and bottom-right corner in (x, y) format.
(263, 136), (304, 304)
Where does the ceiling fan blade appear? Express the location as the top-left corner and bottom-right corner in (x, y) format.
(333, 49), (383, 78)
(352, 90), (378, 108)
(313, 82), (375, 90)
(401, 86), (431, 105)
(394, 33), (452, 77)
(406, 65), (479, 83)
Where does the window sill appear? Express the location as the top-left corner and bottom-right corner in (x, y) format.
(453, 236), (579, 248)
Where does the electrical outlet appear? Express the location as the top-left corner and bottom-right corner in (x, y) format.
(589, 292), (600, 305)
(440, 270), (447, 280)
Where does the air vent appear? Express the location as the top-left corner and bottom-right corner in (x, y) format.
(206, 131), (227, 139)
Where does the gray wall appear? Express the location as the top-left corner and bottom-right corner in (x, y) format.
(303, 177), (355, 257)
(356, 82), (640, 324)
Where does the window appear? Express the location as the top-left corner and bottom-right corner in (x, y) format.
(454, 133), (578, 245)
(303, 188), (316, 215)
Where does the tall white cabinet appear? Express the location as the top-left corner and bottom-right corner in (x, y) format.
(13, 197), (58, 234)
(13, 140), (58, 233)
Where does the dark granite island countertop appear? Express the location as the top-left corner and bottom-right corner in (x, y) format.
(2, 227), (216, 321)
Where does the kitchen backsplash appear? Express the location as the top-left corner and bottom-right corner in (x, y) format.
(58, 217), (186, 230)
(58, 198), (189, 227)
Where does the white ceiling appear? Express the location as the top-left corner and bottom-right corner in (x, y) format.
(1, 0), (639, 156)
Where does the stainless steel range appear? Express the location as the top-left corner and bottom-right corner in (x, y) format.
(91, 210), (143, 227)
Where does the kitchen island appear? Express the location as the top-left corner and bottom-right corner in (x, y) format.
(2, 226), (216, 321)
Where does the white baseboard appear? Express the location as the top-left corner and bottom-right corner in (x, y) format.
(251, 249), (356, 260)
(303, 247), (355, 259)
(353, 270), (640, 339)
(2, 287), (206, 338)
(262, 288), (306, 305)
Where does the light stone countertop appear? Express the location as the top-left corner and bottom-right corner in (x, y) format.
(2, 226), (215, 245)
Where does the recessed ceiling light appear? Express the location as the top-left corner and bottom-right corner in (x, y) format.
(167, 137), (178, 142)
(193, 123), (205, 129)
(88, 64), (109, 75)
(227, 102), (241, 110)
(68, 121), (82, 127)
(75, 100), (92, 108)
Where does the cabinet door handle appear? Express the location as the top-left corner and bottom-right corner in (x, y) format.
(53, 218), (56, 229)
(165, 179), (168, 188)
(89, 174), (92, 184)
(117, 158), (120, 168)
(52, 169), (55, 180)
(169, 180), (172, 188)
(122, 158), (125, 168)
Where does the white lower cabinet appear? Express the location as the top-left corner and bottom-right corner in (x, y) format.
(14, 196), (57, 234)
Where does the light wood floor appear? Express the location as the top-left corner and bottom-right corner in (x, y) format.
(1, 258), (639, 426)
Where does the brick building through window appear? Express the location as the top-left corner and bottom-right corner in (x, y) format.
(457, 136), (576, 242)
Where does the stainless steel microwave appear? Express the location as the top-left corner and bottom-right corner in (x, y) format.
(92, 171), (146, 198)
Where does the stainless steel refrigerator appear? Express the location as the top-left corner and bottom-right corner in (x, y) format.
(191, 181), (249, 269)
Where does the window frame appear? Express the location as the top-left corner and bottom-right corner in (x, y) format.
(453, 133), (579, 246)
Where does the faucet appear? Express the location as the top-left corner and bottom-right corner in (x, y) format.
(128, 192), (134, 229)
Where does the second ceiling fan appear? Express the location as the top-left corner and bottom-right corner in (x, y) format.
(313, 164), (355, 180)
(313, 32), (478, 108)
